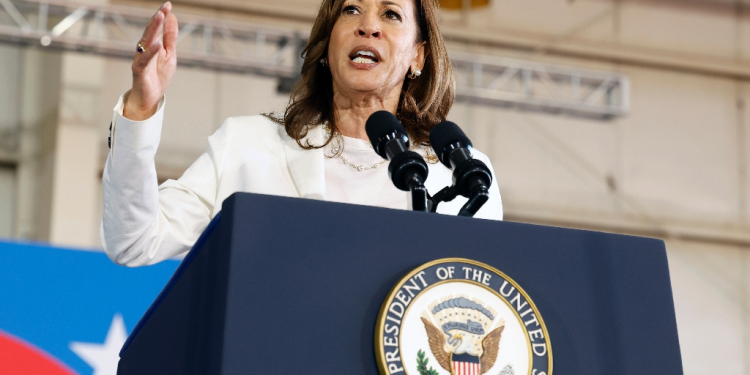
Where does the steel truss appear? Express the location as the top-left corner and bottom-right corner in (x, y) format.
(0, 0), (629, 118)
(450, 51), (629, 118)
(0, 0), (305, 77)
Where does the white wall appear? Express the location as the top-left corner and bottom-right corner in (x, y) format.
(0, 44), (21, 239)
(447, 63), (748, 235)
(0, 44), (21, 133)
(667, 239), (750, 374)
(0, 166), (14, 238)
(0, 43), (63, 242)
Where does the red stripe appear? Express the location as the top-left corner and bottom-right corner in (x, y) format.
(454, 361), (485, 375)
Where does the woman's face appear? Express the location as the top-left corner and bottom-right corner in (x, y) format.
(327, 0), (425, 99)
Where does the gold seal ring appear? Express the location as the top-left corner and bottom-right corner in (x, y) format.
(136, 42), (146, 54)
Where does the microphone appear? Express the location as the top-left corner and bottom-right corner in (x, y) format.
(429, 121), (492, 217)
(366, 111), (429, 211)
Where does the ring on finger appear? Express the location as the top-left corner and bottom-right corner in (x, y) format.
(136, 42), (146, 54)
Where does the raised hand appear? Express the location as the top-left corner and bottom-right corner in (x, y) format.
(123, 1), (178, 121)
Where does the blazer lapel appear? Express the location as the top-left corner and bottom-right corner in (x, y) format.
(283, 126), (326, 200)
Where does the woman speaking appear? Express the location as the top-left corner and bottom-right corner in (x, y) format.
(102, 0), (503, 266)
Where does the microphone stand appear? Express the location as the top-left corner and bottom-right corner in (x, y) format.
(406, 175), (429, 212)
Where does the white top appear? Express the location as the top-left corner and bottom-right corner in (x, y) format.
(324, 135), (409, 210)
(102, 92), (503, 267)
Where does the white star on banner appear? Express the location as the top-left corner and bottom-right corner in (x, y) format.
(70, 313), (128, 375)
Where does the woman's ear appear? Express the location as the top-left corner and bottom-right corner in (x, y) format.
(412, 41), (427, 72)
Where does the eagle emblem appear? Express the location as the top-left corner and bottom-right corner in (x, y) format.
(421, 296), (505, 375)
(375, 259), (552, 375)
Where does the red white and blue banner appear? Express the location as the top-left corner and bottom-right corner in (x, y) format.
(0, 240), (178, 375)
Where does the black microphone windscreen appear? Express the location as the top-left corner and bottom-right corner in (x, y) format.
(365, 110), (405, 150)
(429, 121), (472, 153)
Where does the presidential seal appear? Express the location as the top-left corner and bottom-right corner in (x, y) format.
(375, 258), (552, 375)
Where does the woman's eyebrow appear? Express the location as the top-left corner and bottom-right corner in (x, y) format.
(351, 0), (405, 11)
(381, 0), (404, 11)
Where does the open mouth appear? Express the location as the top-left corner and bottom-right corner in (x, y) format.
(349, 48), (380, 64)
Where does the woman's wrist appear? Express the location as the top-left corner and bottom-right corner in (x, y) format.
(123, 96), (159, 121)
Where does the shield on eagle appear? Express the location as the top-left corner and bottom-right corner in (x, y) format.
(451, 352), (481, 375)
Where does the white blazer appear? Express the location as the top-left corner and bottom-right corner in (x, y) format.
(101, 94), (503, 267)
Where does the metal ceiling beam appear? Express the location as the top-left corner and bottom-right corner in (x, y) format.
(0, 0), (306, 77)
(0, 0), (630, 118)
(450, 51), (629, 118)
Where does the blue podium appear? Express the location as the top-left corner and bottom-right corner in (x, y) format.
(117, 193), (683, 374)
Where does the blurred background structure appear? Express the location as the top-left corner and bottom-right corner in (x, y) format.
(0, 0), (748, 373)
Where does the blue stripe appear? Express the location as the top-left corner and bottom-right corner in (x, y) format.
(452, 352), (480, 363)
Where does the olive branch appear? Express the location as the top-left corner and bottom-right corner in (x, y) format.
(417, 350), (441, 375)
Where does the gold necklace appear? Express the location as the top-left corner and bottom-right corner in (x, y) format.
(339, 154), (387, 172)
(323, 124), (387, 172)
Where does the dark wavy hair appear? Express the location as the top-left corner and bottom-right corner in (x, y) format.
(278, 0), (454, 148)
